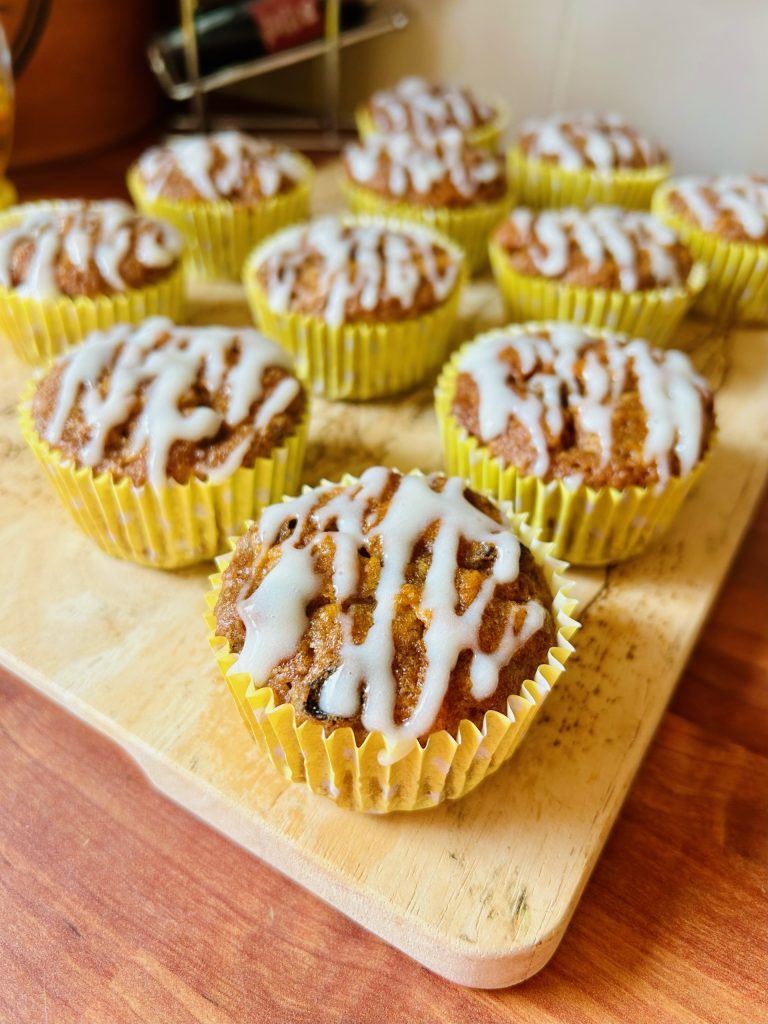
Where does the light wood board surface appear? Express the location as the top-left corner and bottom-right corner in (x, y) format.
(1, 171), (767, 987)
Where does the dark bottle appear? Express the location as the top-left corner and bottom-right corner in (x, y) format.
(154, 0), (372, 85)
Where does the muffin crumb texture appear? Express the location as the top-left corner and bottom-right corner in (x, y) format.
(452, 323), (715, 489)
(215, 468), (555, 746)
(344, 129), (506, 208)
(666, 175), (768, 244)
(366, 76), (495, 136)
(517, 113), (666, 171)
(137, 130), (308, 203)
(494, 206), (693, 291)
(32, 316), (305, 488)
(254, 217), (462, 326)
(0, 200), (183, 299)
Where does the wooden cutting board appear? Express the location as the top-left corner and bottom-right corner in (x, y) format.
(1, 174), (767, 987)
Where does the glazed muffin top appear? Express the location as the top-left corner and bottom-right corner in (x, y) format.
(32, 316), (306, 489)
(214, 466), (555, 747)
(493, 206), (693, 291)
(136, 130), (309, 203)
(0, 200), (183, 299)
(343, 128), (507, 208)
(516, 113), (667, 171)
(664, 175), (768, 244)
(252, 216), (463, 326)
(365, 76), (496, 136)
(451, 323), (715, 490)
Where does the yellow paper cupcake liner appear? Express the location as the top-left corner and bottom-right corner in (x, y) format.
(0, 201), (186, 366)
(508, 146), (670, 211)
(341, 177), (513, 275)
(127, 161), (313, 282)
(0, 177), (16, 209)
(204, 470), (579, 813)
(18, 380), (309, 569)
(243, 215), (467, 400)
(489, 239), (707, 346)
(355, 99), (509, 152)
(652, 184), (768, 325)
(435, 327), (712, 566)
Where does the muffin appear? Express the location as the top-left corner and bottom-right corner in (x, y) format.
(206, 466), (577, 811)
(341, 128), (512, 273)
(128, 130), (313, 281)
(490, 205), (706, 344)
(356, 76), (507, 151)
(436, 321), (715, 565)
(19, 316), (308, 568)
(0, 199), (185, 364)
(509, 113), (670, 210)
(243, 214), (466, 399)
(653, 175), (768, 323)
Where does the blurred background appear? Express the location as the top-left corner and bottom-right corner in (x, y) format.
(3, 0), (765, 175)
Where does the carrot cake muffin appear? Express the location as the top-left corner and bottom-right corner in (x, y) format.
(450, 322), (714, 489)
(128, 131), (312, 281)
(653, 176), (768, 322)
(509, 113), (669, 210)
(0, 199), (182, 299)
(362, 75), (498, 139)
(21, 316), (308, 566)
(244, 215), (465, 398)
(214, 466), (556, 743)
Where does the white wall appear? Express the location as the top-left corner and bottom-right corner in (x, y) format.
(338, 0), (768, 174)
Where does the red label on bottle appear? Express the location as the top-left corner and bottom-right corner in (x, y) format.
(250, 0), (324, 54)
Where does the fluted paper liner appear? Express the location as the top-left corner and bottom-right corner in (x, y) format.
(489, 239), (707, 347)
(18, 379), (309, 569)
(0, 200), (186, 366)
(355, 100), (510, 153)
(128, 161), (313, 282)
(653, 183), (768, 325)
(243, 215), (467, 400)
(342, 177), (514, 275)
(205, 471), (578, 813)
(508, 146), (670, 211)
(435, 326), (712, 566)
(0, 177), (16, 209)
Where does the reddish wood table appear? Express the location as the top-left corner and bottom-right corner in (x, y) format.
(1, 147), (766, 1023)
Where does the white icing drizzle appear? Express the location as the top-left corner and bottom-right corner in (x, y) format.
(369, 76), (493, 135)
(256, 216), (461, 327)
(457, 324), (709, 482)
(0, 201), (182, 299)
(519, 113), (663, 171)
(345, 129), (504, 202)
(44, 316), (297, 488)
(670, 175), (768, 240)
(507, 206), (685, 291)
(137, 130), (307, 201)
(232, 468), (547, 756)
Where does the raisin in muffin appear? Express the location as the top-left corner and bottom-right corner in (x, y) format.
(0, 200), (185, 364)
(509, 112), (670, 210)
(489, 206), (705, 342)
(653, 175), (768, 323)
(436, 322), (715, 564)
(244, 214), (465, 398)
(128, 131), (312, 281)
(20, 316), (308, 567)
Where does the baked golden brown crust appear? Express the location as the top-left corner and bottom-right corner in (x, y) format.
(343, 130), (506, 208)
(253, 217), (463, 325)
(32, 318), (306, 488)
(136, 131), (308, 204)
(214, 470), (555, 742)
(493, 207), (693, 292)
(665, 176), (768, 244)
(452, 325), (715, 490)
(0, 201), (182, 299)
(517, 113), (666, 171)
(366, 76), (495, 136)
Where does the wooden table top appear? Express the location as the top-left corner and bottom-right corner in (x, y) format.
(1, 143), (766, 1023)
